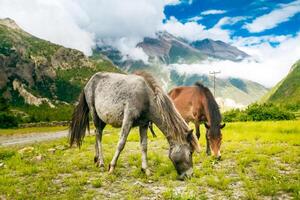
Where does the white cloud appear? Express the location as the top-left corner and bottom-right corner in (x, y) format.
(163, 16), (231, 42)
(215, 16), (248, 27)
(170, 32), (300, 87)
(244, 0), (300, 33)
(165, 0), (181, 5)
(201, 9), (227, 15)
(187, 15), (203, 22)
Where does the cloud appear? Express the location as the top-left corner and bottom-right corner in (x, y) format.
(163, 16), (231, 42)
(165, 0), (181, 5)
(243, 0), (300, 33)
(187, 15), (203, 22)
(170, 32), (300, 87)
(215, 16), (249, 27)
(201, 9), (227, 15)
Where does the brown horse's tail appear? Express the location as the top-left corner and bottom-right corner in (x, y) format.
(69, 90), (90, 147)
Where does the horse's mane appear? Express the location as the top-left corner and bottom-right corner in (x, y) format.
(135, 71), (189, 143)
(194, 82), (222, 137)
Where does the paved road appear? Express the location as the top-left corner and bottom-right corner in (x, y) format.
(0, 130), (69, 146)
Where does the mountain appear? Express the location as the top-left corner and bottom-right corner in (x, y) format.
(94, 32), (267, 109)
(137, 32), (206, 64)
(0, 18), (120, 108)
(96, 31), (250, 68)
(191, 39), (249, 61)
(262, 60), (300, 105)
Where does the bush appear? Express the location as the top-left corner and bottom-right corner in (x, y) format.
(15, 104), (74, 123)
(0, 112), (18, 128)
(223, 103), (295, 122)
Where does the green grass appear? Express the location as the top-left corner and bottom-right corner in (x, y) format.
(0, 121), (299, 199)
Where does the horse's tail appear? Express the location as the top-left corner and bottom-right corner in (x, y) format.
(69, 90), (90, 147)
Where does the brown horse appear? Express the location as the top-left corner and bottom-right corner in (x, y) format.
(168, 82), (225, 159)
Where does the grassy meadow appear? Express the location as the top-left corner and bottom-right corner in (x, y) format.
(0, 120), (299, 199)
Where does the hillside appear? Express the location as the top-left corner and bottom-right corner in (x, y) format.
(137, 31), (206, 64)
(0, 18), (120, 104)
(191, 39), (249, 61)
(263, 60), (300, 106)
(0, 18), (120, 123)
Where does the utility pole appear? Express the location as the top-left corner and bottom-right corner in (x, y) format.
(209, 71), (221, 97)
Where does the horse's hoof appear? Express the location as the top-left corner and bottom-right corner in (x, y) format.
(108, 164), (115, 174)
(95, 161), (105, 168)
(141, 168), (151, 176)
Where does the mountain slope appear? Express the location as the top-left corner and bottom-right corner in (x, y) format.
(137, 32), (206, 64)
(263, 60), (300, 105)
(191, 39), (249, 61)
(0, 18), (120, 107)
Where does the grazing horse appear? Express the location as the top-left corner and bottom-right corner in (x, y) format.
(168, 82), (225, 159)
(69, 71), (200, 179)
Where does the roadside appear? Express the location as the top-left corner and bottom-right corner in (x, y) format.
(0, 130), (68, 146)
(0, 128), (95, 146)
(0, 126), (68, 137)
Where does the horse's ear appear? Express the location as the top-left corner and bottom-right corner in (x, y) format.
(204, 122), (210, 129)
(187, 131), (200, 153)
(220, 123), (226, 129)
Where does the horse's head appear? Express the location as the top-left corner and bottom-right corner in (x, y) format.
(205, 123), (225, 160)
(169, 130), (200, 180)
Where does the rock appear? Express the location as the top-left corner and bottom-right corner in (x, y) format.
(133, 181), (146, 187)
(18, 146), (34, 154)
(0, 162), (4, 168)
(35, 155), (43, 161)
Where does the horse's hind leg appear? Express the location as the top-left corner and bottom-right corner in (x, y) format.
(92, 110), (106, 168)
(139, 124), (150, 176)
(108, 114), (133, 174)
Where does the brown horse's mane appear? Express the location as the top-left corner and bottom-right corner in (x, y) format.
(135, 71), (190, 143)
(194, 82), (222, 137)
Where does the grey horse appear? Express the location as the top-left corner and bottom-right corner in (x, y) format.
(69, 71), (200, 179)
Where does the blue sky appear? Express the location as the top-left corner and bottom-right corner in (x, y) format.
(164, 0), (300, 39)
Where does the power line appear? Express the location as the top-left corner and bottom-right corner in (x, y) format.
(209, 71), (221, 97)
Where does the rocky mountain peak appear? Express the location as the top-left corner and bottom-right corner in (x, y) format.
(0, 18), (22, 30)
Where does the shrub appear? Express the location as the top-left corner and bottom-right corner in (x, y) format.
(223, 103), (295, 122)
(0, 112), (18, 128)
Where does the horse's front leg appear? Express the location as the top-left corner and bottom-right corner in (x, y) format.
(139, 124), (150, 176)
(108, 117), (132, 174)
(205, 130), (211, 156)
(195, 122), (200, 140)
